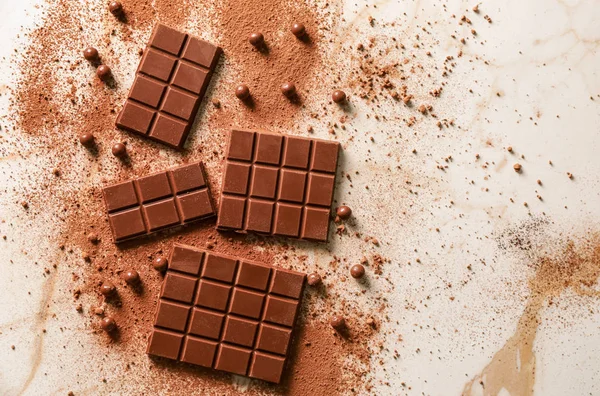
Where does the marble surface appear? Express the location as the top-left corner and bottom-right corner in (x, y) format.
(1, 0), (599, 395)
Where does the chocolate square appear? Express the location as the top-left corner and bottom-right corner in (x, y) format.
(116, 24), (222, 149)
(148, 245), (306, 383)
(217, 130), (340, 242)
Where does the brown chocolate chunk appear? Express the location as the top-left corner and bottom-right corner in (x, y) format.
(249, 33), (264, 47)
(79, 133), (95, 148)
(109, 1), (123, 15)
(350, 264), (365, 279)
(281, 82), (296, 98)
(101, 316), (116, 332)
(147, 244), (306, 383)
(123, 269), (140, 284)
(154, 257), (169, 272)
(216, 130), (340, 242)
(330, 315), (345, 331)
(291, 23), (306, 38)
(116, 24), (222, 149)
(83, 47), (99, 61)
(111, 142), (127, 158)
(100, 282), (116, 296)
(306, 272), (322, 286)
(235, 84), (250, 100)
(332, 90), (346, 103)
(102, 162), (216, 243)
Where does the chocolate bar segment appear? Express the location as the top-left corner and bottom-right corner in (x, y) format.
(116, 24), (222, 149)
(147, 244), (306, 384)
(102, 162), (215, 243)
(216, 130), (340, 242)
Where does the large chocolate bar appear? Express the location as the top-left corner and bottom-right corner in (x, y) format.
(102, 162), (215, 242)
(147, 244), (306, 383)
(216, 129), (340, 242)
(116, 24), (222, 149)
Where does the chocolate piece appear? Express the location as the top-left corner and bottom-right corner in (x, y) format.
(109, 1), (123, 15)
(336, 205), (352, 219)
(79, 133), (95, 148)
(291, 23), (306, 38)
(111, 142), (127, 157)
(350, 264), (365, 279)
(332, 90), (346, 103)
(100, 282), (116, 296)
(281, 82), (296, 98)
(249, 33), (264, 47)
(123, 269), (140, 284)
(102, 162), (215, 243)
(307, 272), (321, 286)
(154, 257), (168, 272)
(147, 244), (306, 383)
(83, 47), (99, 61)
(330, 315), (345, 331)
(235, 84), (250, 100)
(116, 24), (222, 150)
(216, 129), (340, 242)
(101, 316), (117, 332)
(97, 65), (112, 81)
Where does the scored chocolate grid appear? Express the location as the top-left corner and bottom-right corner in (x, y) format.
(217, 130), (339, 242)
(148, 245), (305, 383)
(116, 24), (221, 149)
(103, 162), (215, 242)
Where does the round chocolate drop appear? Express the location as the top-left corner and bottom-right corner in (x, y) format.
(96, 65), (112, 81)
(100, 282), (116, 296)
(101, 316), (116, 332)
(350, 264), (365, 279)
(332, 90), (346, 103)
(336, 205), (352, 220)
(248, 32), (264, 47)
(123, 269), (140, 285)
(79, 133), (95, 148)
(330, 315), (346, 331)
(83, 47), (99, 61)
(307, 272), (322, 286)
(111, 142), (127, 158)
(153, 257), (168, 272)
(235, 84), (250, 100)
(281, 82), (297, 98)
(108, 1), (123, 15)
(291, 23), (306, 38)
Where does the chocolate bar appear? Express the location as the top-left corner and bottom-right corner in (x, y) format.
(147, 244), (306, 383)
(216, 129), (340, 242)
(116, 24), (222, 149)
(102, 162), (215, 242)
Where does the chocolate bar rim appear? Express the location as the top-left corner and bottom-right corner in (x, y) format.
(217, 128), (340, 242)
(102, 162), (216, 243)
(116, 24), (223, 150)
(148, 243), (306, 382)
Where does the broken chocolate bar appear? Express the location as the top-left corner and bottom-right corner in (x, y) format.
(147, 244), (306, 383)
(102, 162), (215, 242)
(116, 24), (222, 149)
(216, 129), (340, 242)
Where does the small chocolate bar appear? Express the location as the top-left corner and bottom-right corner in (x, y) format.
(147, 244), (306, 383)
(116, 24), (222, 149)
(216, 129), (340, 242)
(102, 162), (215, 242)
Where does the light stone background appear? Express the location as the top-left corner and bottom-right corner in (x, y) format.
(1, 0), (599, 395)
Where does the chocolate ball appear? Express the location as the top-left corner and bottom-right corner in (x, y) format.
(96, 65), (112, 81)
(111, 142), (127, 158)
(249, 32), (264, 47)
(123, 269), (140, 285)
(83, 47), (99, 61)
(330, 315), (346, 331)
(307, 272), (322, 286)
(100, 282), (116, 296)
(281, 82), (297, 98)
(291, 23), (306, 38)
(235, 84), (250, 100)
(79, 133), (95, 148)
(100, 316), (116, 332)
(336, 205), (352, 220)
(108, 1), (123, 15)
(332, 90), (346, 103)
(153, 257), (168, 272)
(350, 264), (365, 279)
